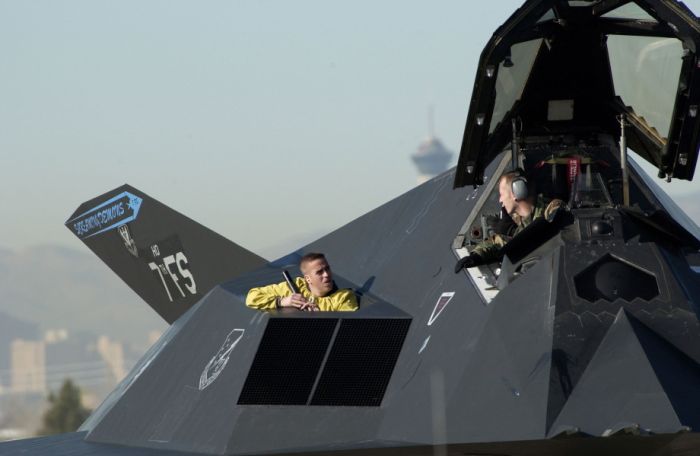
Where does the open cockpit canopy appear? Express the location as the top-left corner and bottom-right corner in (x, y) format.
(455, 0), (700, 187)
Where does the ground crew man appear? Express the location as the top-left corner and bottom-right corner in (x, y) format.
(246, 252), (358, 311)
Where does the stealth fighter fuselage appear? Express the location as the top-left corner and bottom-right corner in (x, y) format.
(3, 1), (700, 455)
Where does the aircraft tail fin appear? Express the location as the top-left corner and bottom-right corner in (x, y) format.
(65, 184), (266, 323)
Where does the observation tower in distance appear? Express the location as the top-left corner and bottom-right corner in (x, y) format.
(411, 108), (453, 184)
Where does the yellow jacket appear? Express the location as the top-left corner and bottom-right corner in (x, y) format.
(246, 277), (358, 312)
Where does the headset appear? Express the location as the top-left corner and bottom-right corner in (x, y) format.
(511, 173), (529, 201)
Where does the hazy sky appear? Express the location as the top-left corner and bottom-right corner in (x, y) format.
(3, 0), (700, 258)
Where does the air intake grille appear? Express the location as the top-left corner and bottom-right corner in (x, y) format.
(237, 318), (337, 405)
(574, 254), (659, 302)
(310, 318), (411, 406)
(238, 317), (411, 406)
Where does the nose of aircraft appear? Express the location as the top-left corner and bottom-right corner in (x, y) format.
(450, 202), (700, 440)
(547, 307), (700, 436)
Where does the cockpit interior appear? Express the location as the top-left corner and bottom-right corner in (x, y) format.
(452, 0), (700, 303)
(453, 133), (698, 304)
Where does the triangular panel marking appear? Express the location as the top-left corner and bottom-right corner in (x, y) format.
(428, 292), (455, 326)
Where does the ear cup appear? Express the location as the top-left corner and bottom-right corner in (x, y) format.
(512, 176), (528, 200)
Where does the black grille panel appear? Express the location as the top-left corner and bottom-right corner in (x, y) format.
(237, 318), (337, 405)
(574, 254), (659, 302)
(310, 319), (411, 406)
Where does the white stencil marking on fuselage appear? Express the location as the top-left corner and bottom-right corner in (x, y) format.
(419, 335), (431, 354)
(428, 292), (455, 326)
(199, 328), (245, 391)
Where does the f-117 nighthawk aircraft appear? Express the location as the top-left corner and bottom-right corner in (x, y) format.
(4, 0), (700, 455)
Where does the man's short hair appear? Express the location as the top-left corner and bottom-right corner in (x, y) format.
(300, 252), (327, 271)
(500, 171), (530, 200)
(499, 171), (520, 187)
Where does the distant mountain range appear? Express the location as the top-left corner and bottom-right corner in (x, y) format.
(0, 245), (166, 350)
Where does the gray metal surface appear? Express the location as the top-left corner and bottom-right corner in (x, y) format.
(0, 432), (205, 456)
(79, 170), (490, 455)
(31, 159), (700, 456)
(550, 309), (698, 435)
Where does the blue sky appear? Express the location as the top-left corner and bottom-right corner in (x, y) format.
(2, 0), (699, 258)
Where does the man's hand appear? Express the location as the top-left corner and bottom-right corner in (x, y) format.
(300, 302), (319, 312)
(280, 294), (319, 311)
(280, 293), (307, 309)
(454, 253), (484, 273)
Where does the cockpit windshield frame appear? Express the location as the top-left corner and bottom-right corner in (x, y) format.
(455, 0), (700, 189)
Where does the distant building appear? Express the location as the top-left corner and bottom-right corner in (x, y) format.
(97, 336), (126, 384)
(10, 340), (45, 394)
(147, 330), (163, 347)
(411, 136), (453, 184)
(0, 311), (40, 392)
(44, 329), (68, 344)
(411, 109), (454, 184)
(44, 329), (106, 394)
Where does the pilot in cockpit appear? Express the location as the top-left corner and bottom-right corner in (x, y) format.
(246, 253), (358, 312)
(455, 170), (565, 272)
